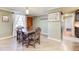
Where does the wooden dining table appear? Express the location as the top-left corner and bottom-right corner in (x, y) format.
(22, 30), (37, 47)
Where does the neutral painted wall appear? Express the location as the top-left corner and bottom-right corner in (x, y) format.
(33, 13), (61, 40)
(48, 12), (61, 40)
(0, 10), (13, 38)
(33, 15), (48, 35)
(48, 21), (61, 39)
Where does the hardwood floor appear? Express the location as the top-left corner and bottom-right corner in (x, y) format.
(0, 35), (63, 51)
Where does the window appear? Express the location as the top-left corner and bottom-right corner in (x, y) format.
(16, 15), (24, 28)
(13, 14), (26, 36)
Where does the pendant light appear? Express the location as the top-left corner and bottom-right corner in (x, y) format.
(26, 7), (29, 15)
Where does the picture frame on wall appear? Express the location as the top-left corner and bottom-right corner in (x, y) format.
(2, 16), (9, 22)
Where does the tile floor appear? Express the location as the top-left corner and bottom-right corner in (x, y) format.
(0, 35), (64, 51)
(63, 36), (79, 51)
(1, 35), (79, 51)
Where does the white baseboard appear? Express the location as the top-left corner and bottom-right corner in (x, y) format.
(47, 37), (61, 42)
(47, 37), (68, 50)
(0, 36), (14, 40)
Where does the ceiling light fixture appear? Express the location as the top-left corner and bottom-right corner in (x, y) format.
(26, 7), (29, 15)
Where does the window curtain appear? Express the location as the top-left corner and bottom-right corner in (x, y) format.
(12, 14), (27, 36)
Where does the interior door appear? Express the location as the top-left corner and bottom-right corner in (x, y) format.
(27, 16), (33, 31)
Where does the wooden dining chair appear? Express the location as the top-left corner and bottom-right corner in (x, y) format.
(34, 27), (41, 44)
(27, 31), (36, 48)
(17, 30), (23, 44)
(27, 27), (41, 48)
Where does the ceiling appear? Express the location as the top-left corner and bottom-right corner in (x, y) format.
(60, 7), (79, 13)
(0, 7), (79, 16)
(0, 7), (57, 16)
